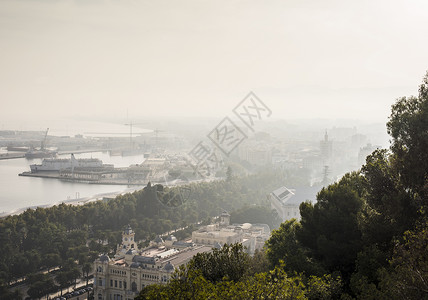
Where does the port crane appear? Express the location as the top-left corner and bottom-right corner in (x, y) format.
(124, 122), (147, 149)
(40, 128), (49, 150)
(124, 122), (165, 151)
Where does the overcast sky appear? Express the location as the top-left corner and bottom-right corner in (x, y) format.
(1, 0), (428, 128)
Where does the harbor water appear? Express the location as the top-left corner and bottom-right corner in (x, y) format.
(0, 151), (148, 216)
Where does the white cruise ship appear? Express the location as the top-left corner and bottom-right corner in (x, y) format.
(30, 154), (109, 172)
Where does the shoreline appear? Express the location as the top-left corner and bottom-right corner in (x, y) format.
(0, 186), (144, 219)
(0, 178), (210, 219)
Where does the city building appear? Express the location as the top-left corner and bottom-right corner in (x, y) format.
(320, 131), (333, 162)
(191, 211), (270, 254)
(269, 186), (300, 221)
(269, 186), (319, 222)
(93, 225), (211, 300)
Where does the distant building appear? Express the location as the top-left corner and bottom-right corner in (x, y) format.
(191, 211), (270, 254)
(93, 225), (212, 300)
(238, 143), (272, 166)
(269, 186), (319, 222)
(320, 131), (333, 162)
(269, 186), (300, 221)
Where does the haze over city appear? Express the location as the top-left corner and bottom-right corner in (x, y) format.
(1, 1), (428, 300)
(1, 0), (428, 127)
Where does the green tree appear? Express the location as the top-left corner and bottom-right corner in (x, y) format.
(378, 222), (428, 300)
(297, 172), (365, 280)
(386, 73), (428, 197)
(27, 275), (55, 300)
(82, 262), (92, 286)
(188, 243), (251, 283)
(43, 253), (61, 272)
(265, 219), (322, 275)
(231, 205), (282, 230)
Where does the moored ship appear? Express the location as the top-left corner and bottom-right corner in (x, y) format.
(30, 154), (113, 172)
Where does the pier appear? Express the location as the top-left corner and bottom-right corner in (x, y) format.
(0, 152), (25, 160)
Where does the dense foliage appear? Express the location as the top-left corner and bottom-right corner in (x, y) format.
(137, 71), (428, 299)
(137, 244), (344, 300)
(230, 205), (282, 230)
(265, 72), (428, 299)
(0, 166), (303, 297)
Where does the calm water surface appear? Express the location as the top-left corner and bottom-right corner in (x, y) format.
(0, 151), (147, 214)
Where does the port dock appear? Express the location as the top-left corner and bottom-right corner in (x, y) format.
(0, 153), (26, 160)
(19, 170), (148, 186)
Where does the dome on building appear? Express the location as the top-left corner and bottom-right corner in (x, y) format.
(241, 223), (252, 230)
(130, 262), (140, 268)
(165, 235), (177, 242)
(220, 210), (230, 217)
(99, 255), (110, 262)
(164, 262), (174, 272)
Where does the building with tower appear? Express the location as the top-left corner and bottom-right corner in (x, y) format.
(93, 225), (211, 300)
(320, 131), (333, 162)
(116, 225), (138, 257)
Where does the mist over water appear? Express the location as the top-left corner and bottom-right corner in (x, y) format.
(0, 151), (147, 214)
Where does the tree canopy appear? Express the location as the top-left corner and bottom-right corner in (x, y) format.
(265, 71), (428, 299)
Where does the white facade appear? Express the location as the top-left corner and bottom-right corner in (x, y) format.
(270, 186), (301, 221)
(93, 226), (211, 300)
(30, 154), (107, 172)
(191, 212), (270, 255)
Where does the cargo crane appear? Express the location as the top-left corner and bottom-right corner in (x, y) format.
(25, 127), (57, 159)
(124, 122), (148, 150)
(40, 128), (49, 150)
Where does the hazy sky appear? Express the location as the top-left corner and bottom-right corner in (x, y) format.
(1, 0), (428, 127)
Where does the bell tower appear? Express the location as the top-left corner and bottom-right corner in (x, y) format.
(220, 211), (230, 226)
(122, 224), (136, 250)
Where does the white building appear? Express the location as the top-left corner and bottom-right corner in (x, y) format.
(269, 186), (300, 221)
(269, 186), (320, 222)
(191, 211), (270, 254)
(93, 226), (211, 300)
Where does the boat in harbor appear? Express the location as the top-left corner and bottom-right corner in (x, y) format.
(30, 154), (113, 172)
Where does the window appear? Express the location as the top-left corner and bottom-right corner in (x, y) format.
(110, 280), (113, 287)
(119, 281), (122, 289)
(131, 282), (137, 292)
(98, 278), (102, 286)
(124, 281), (127, 289)
(98, 294), (103, 300)
(115, 280), (117, 288)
